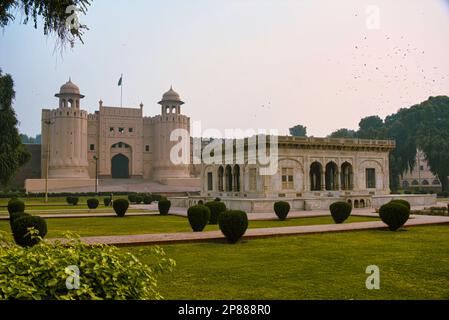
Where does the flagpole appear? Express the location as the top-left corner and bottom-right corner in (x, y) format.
(120, 73), (123, 108)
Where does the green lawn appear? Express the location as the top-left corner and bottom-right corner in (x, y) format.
(0, 207), (148, 215)
(128, 225), (449, 300)
(0, 215), (378, 238)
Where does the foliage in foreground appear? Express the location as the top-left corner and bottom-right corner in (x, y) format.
(0, 232), (175, 300)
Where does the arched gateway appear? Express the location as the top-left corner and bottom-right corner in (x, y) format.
(111, 154), (129, 179)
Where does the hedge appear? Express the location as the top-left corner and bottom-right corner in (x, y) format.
(329, 202), (352, 224)
(379, 202), (410, 231)
(187, 205), (211, 232)
(204, 201), (227, 225)
(274, 201), (290, 221)
(11, 215), (48, 247)
(218, 210), (249, 244)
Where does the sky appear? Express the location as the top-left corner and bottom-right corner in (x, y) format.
(1, 0), (449, 138)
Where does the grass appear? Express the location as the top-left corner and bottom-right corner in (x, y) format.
(0, 207), (148, 215)
(0, 215), (378, 238)
(127, 225), (449, 300)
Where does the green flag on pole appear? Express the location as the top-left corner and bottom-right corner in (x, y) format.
(118, 74), (123, 86)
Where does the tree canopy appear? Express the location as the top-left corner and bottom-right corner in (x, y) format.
(289, 124), (307, 137)
(328, 96), (449, 192)
(0, 0), (91, 47)
(327, 128), (357, 139)
(0, 69), (31, 188)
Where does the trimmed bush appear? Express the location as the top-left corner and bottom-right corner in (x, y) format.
(0, 235), (175, 299)
(103, 197), (112, 207)
(379, 202), (410, 231)
(87, 198), (99, 209)
(158, 199), (171, 215)
(198, 200), (204, 205)
(390, 199), (411, 210)
(205, 201), (227, 225)
(274, 201), (291, 221)
(329, 202), (352, 224)
(9, 212), (32, 229)
(187, 205), (211, 232)
(113, 199), (129, 217)
(128, 194), (137, 203)
(11, 215), (48, 247)
(66, 196), (79, 206)
(218, 210), (249, 244)
(143, 195), (153, 205)
(151, 194), (163, 202)
(135, 196), (143, 204)
(7, 198), (25, 214)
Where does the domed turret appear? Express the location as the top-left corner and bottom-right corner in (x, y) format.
(158, 86), (184, 105)
(158, 86), (184, 115)
(55, 78), (84, 109)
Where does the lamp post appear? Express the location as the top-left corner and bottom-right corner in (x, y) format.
(44, 120), (54, 203)
(93, 155), (98, 194)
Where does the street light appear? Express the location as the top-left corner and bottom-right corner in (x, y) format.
(93, 155), (98, 194)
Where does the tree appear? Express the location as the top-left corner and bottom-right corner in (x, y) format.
(289, 124), (307, 137)
(0, 0), (91, 47)
(414, 96), (449, 192)
(328, 128), (357, 139)
(0, 70), (31, 188)
(357, 116), (385, 139)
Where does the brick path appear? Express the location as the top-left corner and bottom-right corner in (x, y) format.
(50, 214), (449, 247)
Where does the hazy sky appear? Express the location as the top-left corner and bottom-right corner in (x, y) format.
(1, 0), (449, 137)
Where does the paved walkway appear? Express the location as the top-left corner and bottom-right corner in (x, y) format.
(50, 214), (449, 247)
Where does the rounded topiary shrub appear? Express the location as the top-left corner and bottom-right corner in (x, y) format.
(205, 201), (227, 225)
(9, 212), (32, 229)
(274, 201), (291, 221)
(143, 195), (153, 205)
(379, 202), (410, 231)
(113, 199), (129, 217)
(329, 202), (352, 224)
(87, 198), (99, 209)
(187, 205), (211, 232)
(12, 215), (48, 247)
(389, 199), (411, 210)
(7, 198), (25, 214)
(66, 196), (79, 206)
(218, 210), (249, 244)
(158, 199), (171, 215)
(103, 197), (112, 207)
